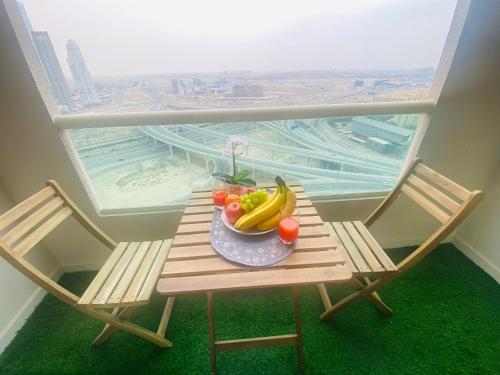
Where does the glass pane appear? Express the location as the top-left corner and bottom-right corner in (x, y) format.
(67, 115), (421, 210)
(17, 0), (457, 114)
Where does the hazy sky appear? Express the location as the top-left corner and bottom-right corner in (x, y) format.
(20, 0), (457, 78)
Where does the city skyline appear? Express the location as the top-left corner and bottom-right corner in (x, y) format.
(19, 0), (457, 78)
(66, 39), (100, 106)
(31, 31), (73, 110)
(18, 2), (100, 111)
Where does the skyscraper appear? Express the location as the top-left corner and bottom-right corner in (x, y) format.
(31, 31), (73, 110)
(66, 40), (100, 106)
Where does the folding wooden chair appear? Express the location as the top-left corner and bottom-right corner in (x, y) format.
(318, 159), (484, 320)
(0, 180), (175, 347)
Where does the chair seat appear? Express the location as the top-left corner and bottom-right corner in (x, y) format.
(328, 221), (398, 275)
(78, 239), (172, 307)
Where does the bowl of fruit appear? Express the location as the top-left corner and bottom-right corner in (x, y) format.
(221, 177), (296, 235)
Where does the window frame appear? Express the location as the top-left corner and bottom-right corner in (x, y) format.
(5, 0), (471, 216)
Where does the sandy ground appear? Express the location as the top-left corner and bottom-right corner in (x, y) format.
(91, 155), (208, 209)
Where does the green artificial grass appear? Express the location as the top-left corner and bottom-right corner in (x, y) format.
(0, 243), (499, 375)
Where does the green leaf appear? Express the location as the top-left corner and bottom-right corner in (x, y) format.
(239, 178), (257, 186)
(212, 175), (233, 183)
(212, 172), (232, 179)
(234, 170), (250, 181)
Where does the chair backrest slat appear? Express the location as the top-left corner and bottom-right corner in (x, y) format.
(400, 183), (451, 223)
(13, 207), (72, 256)
(2, 197), (65, 246)
(0, 186), (55, 231)
(406, 174), (461, 213)
(414, 163), (470, 201)
(0, 181), (117, 309)
(364, 159), (484, 275)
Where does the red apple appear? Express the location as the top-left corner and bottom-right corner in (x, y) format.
(225, 202), (243, 224)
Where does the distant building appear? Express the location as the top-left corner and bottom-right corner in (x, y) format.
(376, 91), (425, 129)
(66, 39), (100, 106)
(354, 80), (364, 87)
(192, 78), (206, 94)
(31, 31), (73, 110)
(171, 79), (180, 94)
(374, 79), (389, 87)
(232, 85), (263, 97)
(214, 77), (232, 91)
(349, 117), (413, 154)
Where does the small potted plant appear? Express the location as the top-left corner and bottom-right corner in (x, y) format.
(212, 135), (256, 195)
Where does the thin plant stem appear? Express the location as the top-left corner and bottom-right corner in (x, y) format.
(232, 142), (237, 177)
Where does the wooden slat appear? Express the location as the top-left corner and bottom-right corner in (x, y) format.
(168, 236), (336, 261)
(180, 206), (318, 224)
(183, 205), (220, 215)
(407, 174), (461, 213)
(163, 250), (344, 277)
(122, 241), (163, 304)
(46, 180), (117, 250)
(342, 222), (384, 273)
(331, 222), (370, 273)
(353, 221), (398, 272)
(415, 163), (469, 201)
(188, 193), (309, 207)
(12, 207), (72, 257)
(157, 265), (352, 295)
(172, 225), (328, 247)
(325, 223), (357, 273)
(137, 239), (172, 302)
(78, 242), (129, 305)
(93, 242), (140, 306)
(180, 213), (216, 224)
(215, 334), (297, 351)
(401, 184), (450, 223)
(0, 187), (55, 230)
(107, 242), (152, 304)
(176, 215), (323, 234)
(2, 197), (65, 246)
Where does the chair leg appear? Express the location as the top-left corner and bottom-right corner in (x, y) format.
(348, 277), (392, 315)
(358, 277), (393, 316)
(92, 306), (138, 346)
(317, 284), (332, 311)
(320, 275), (394, 321)
(157, 297), (176, 338)
(81, 306), (173, 348)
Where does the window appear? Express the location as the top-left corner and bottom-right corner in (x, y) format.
(65, 115), (421, 211)
(9, 0), (467, 213)
(17, 0), (457, 114)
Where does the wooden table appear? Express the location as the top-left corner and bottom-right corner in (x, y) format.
(156, 184), (352, 374)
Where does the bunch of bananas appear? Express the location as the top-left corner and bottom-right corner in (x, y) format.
(234, 176), (297, 231)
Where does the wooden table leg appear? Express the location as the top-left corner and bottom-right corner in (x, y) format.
(207, 292), (217, 375)
(293, 286), (305, 374)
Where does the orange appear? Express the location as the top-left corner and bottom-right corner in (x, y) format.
(224, 194), (240, 207)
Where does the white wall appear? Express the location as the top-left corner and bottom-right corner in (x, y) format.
(0, 0), (499, 353)
(0, 181), (61, 353)
(454, 161), (500, 282)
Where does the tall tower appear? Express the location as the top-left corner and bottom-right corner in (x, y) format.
(66, 39), (100, 106)
(31, 31), (73, 111)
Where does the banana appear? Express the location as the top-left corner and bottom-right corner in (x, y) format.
(256, 183), (296, 231)
(235, 180), (286, 230)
